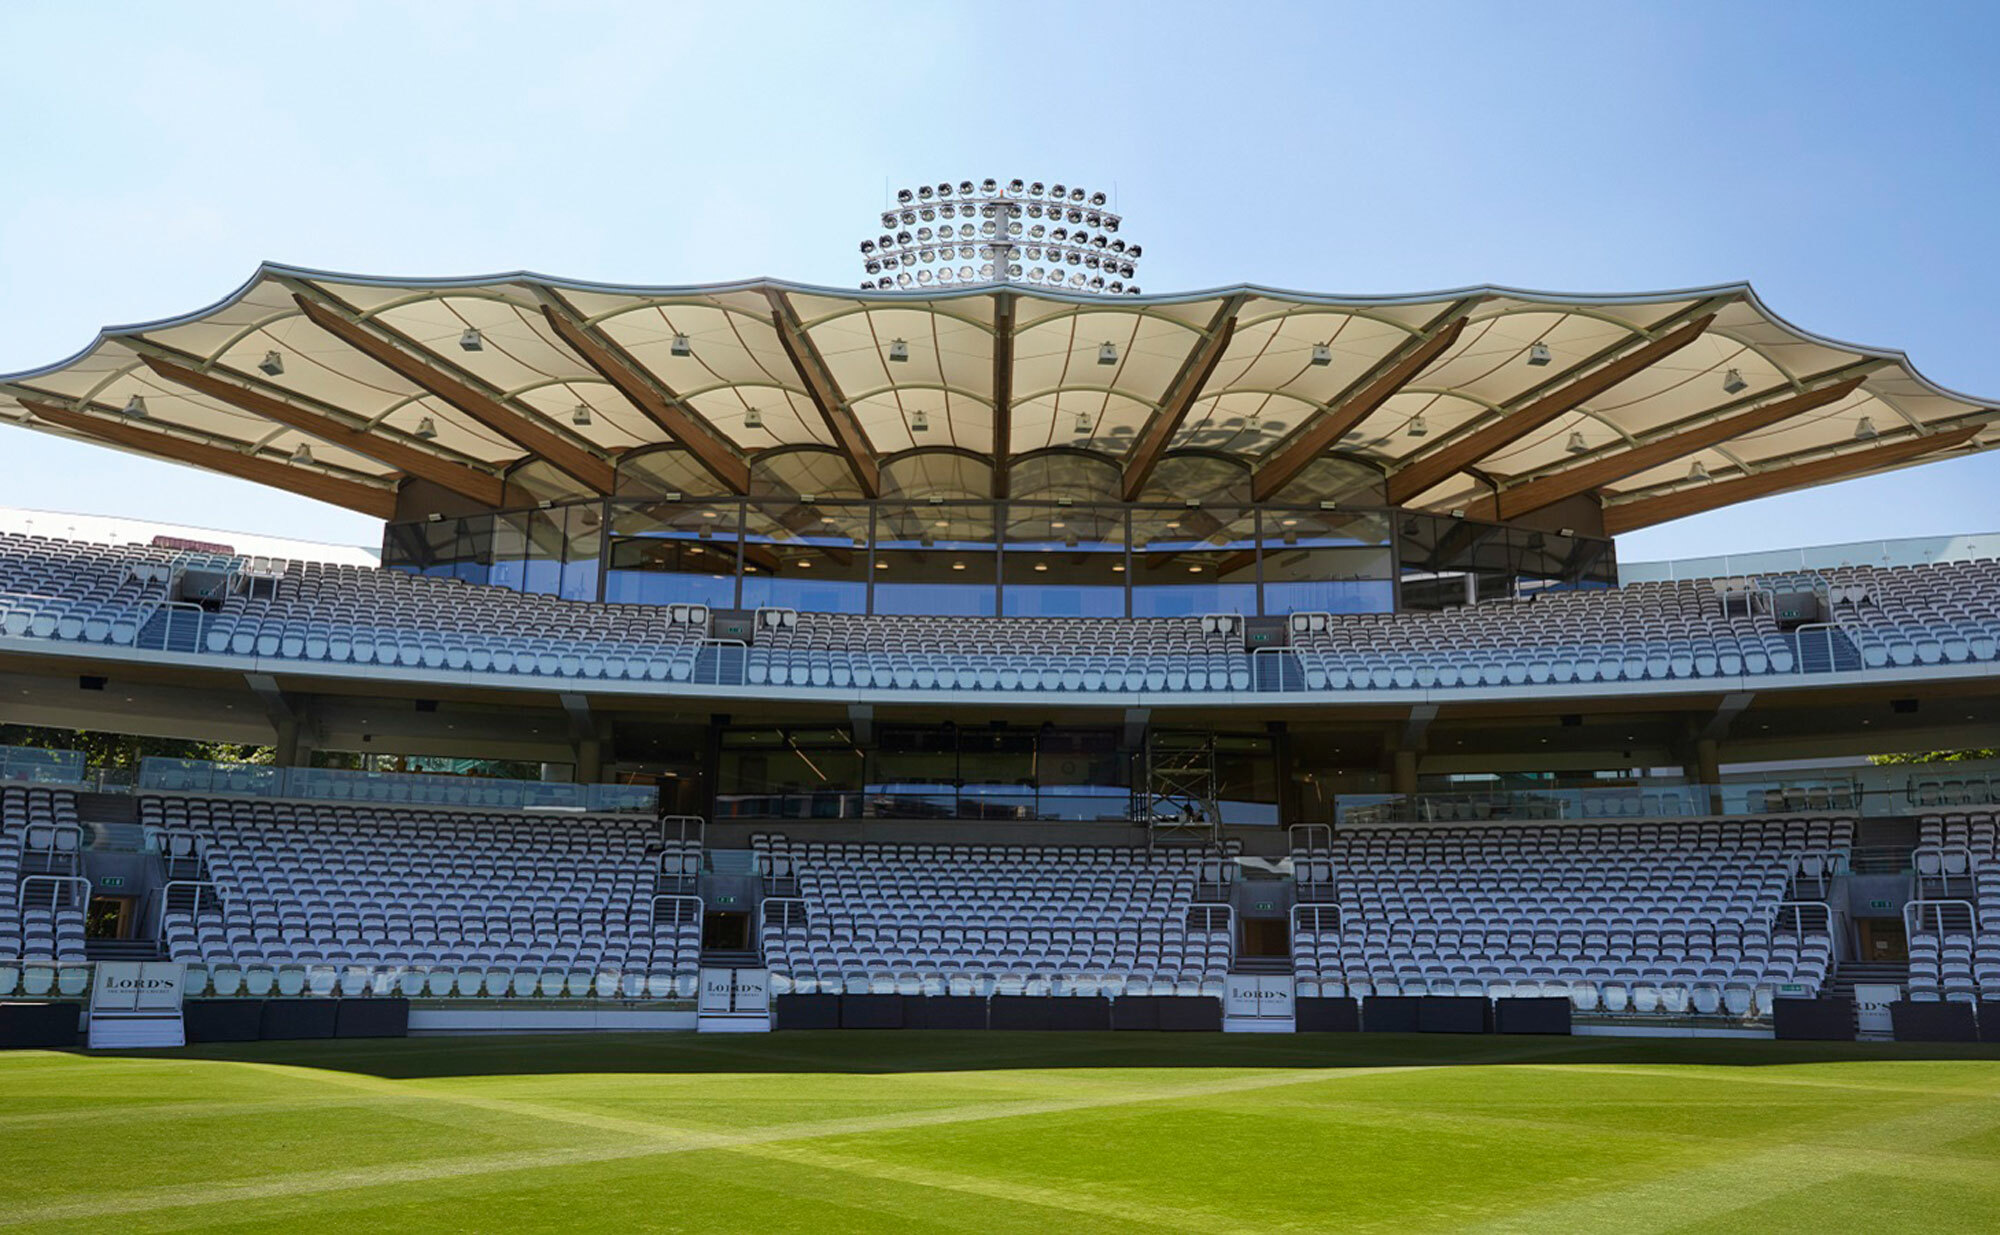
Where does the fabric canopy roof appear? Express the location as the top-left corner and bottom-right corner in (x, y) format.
(2, 264), (1991, 531)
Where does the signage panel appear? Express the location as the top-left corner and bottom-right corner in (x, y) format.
(698, 968), (770, 1014)
(92, 962), (185, 1013)
(1854, 983), (1900, 1035)
(1225, 974), (1295, 1018)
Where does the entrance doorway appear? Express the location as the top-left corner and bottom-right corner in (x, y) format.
(86, 896), (133, 941)
(703, 911), (750, 951)
(1241, 918), (1291, 959)
(1857, 917), (1908, 963)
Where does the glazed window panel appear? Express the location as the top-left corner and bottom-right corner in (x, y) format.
(740, 499), (870, 614)
(1002, 503), (1127, 617)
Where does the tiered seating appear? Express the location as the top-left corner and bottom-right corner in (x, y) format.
(148, 796), (698, 997)
(1830, 560), (2000, 668)
(749, 610), (1249, 691)
(752, 837), (1232, 996)
(0, 786), (86, 963)
(0, 533), (708, 680)
(198, 560), (706, 679)
(0, 533), (178, 644)
(1912, 811), (2000, 1001)
(1289, 580), (1790, 689)
(1292, 817), (1849, 1014)
(7, 531), (2000, 694)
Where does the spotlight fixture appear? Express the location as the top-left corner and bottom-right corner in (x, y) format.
(458, 328), (483, 352)
(123, 395), (148, 418)
(910, 409), (930, 432)
(1566, 430), (1588, 454)
(258, 350), (284, 376)
(414, 416), (437, 440)
(290, 443), (313, 465)
(1688, 460), (1710, 482)
(670, 333), (692, 357)
(1074, 410), (1093, 435)
(1854, 416), (1878, 440)
(571, 404), (592, 426)
(1310, 343), (1332, 366)
(1527, 342), (1552, 366)
(1097, 342), (1118, 365)
(743, 406), (763, 429)
(1722, 368), (1748, 394)
(888, 338), (910, 362)
(1407, 414), (1428, 437)
(861, 179), (1139, 295)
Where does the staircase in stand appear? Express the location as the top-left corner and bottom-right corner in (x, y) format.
(1230, 955), (1293, 976)
(1825, 961), (1908, 1003)
(85, 939), (163, 962)
(1826, 960), (1909, 1039)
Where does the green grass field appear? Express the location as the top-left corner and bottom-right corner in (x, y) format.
(5, 1032), (2000, 1233)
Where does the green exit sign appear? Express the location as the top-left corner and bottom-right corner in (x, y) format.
(1867, 899), (1890, 910)
(1253, 901), (1275, 911)
(713, 895), (737, 906)
(98, 876), (125, 889)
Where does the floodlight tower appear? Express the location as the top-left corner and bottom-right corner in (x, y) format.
(858, 178), (1144, 294)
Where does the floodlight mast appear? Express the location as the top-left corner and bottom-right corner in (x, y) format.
(859, 179), (1143, 295)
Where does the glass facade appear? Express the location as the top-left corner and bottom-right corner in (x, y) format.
(713, 724), (1285, 825)
(383, 492), (1613, 616)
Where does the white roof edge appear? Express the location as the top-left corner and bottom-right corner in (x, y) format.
(3, 262), (1991, 412)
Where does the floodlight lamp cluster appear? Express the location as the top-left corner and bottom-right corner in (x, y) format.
(857, 178), (1143, 294)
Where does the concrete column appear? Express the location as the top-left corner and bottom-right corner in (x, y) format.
(271, 717), (305, 768)
(1692, 737), (1722, 814)
(574, 736), (604, 784)
(1390, 748), (1419, 796)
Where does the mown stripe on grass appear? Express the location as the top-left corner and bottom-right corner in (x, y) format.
(1467, 1096), (2000, 1234)
(0, 1064), (1434, 1227)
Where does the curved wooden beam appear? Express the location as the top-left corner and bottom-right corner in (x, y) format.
(292, 292), (615, 494)
(18, 397), (398, 519)
(1602, 424), (1982, 534)
(1486, 375), (1869, 520)
(1122, 297), (1244, 501)
(137, 355), (508, 509)
(1386, 312), (1717, 506)
(1252, 313), (1470, 502)
(540, 300), (750, 494)
(764, 288), (880, 498)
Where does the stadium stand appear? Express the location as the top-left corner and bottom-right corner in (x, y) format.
(2, 787), (86, 966)
(1831, 561), (2000, 668)
(5, 532), (2000, 695)
(1288, 580), (1797, 688)
(749, 836), (1236, 997)
(143, 796), (703, 999)
(1290, 817), (1850, 1016)
(1911, 811), (2000, 1003)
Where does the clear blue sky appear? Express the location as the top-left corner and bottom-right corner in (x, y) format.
(3, 1), (1996, 561)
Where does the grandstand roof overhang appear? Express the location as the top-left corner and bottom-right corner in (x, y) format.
(4, 264), (1994, 531)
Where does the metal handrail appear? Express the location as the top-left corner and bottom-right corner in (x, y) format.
(155, 879), (221, 937)
(649, 893), (704, 930)
(1773, 900), (1833, 935)
(1287, 822), (1333, 853)
(756, 896), (809, 959)
(1911, 845), (1975, 887)
(1250, 645), (1300, 693)
(1289, 902), (1342, 941)
(1905, 897), (1980, 937)
(695, 638), (748, 686)
(660, 815), (706, 848)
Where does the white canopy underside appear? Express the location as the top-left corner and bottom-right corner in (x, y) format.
(1, 266), (1991, 524)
